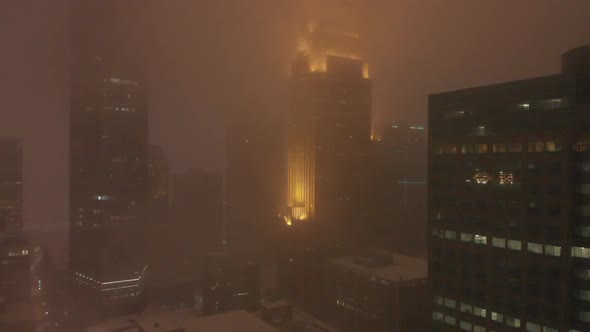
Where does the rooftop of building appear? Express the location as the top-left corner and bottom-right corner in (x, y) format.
(331, 252), (427, 282)
(429, 44), (590, 106)
(285, 308), (340, 332)
(86, 310), (278, 332)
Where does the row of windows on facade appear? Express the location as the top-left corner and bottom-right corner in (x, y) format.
(103, 106), (136, 112)
(432, 229), (562, 257)
(432, 158), (568, 174)
(432, 295), (582, 332)
(433, 199), (563, 218)
(335, 300), (379, 320)
(436, 142), (562, 155)
(442, 98), (569, 120)
(7, 249), (29, 257)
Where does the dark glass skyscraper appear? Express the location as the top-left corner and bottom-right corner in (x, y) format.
(69, 1), (150, 310)
(0, 138), (22, 233)
(429, 45), (590, 332)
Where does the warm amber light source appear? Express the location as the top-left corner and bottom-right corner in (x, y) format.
(363, 63), (370, 79)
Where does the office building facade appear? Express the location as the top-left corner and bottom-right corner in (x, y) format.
(69, 0), (150, 311)
(429, 45), (590, 331)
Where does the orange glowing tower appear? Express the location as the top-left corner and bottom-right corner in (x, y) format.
(286, 0), (371, 231)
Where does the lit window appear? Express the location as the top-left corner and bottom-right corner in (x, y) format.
(492, 237), (506, 248)
(577, 289), (590, 302)
(575, 141), (590, 152)
(507, 240), (522, 251)
(536, 97), (567, 111)
(444, 298), (456, 308)
(491, 312), (503, 323)
(528, 142), (544, 152)
(432, 311), (443, 321)
(517, 102), (530, 110)
(475, 144), (488, 153)
(545, 245), (561, 257)
(474, 170), (492, 184)
(493, 144), (507, 153)
(460, 233), (473, 242)
(460, 303), (473, 313)
(444, 315), (456, 326)
(461, 144), (473, 153)
(474, 235), (487, 245)
(446, 145), (457, 154)
(473, 325), (486, 332)
(577, 226), (590, 237)
(498, 171), (514, 185)
(460, 320), (472, 331)
(526, 322), (541, 332)
(433, 295), (444, 305)
(507, 143), (523, 152)
(506, 316), (521, 328)
(444, 231), (457, 240)
(527, 243), (543, 254)
(444, 110), (465, 119)
(543, 327), (558, 332)
(474, 126), (486, 136)
(572, 247), (590, 259)
(473, 306), (486, 318)
(546, 141), (561, 152)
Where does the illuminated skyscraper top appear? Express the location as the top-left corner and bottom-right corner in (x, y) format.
(286, 0), (372, 229)
(293, 0), (368, 78)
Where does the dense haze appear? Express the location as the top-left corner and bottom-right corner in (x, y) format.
(0, 0), (589, 231)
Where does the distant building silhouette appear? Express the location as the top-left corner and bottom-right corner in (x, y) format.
(366, 122), (427, 255)
(0, 235), (49, 331)
(0, 139), (22, 234)
(148, 144), (169, 225)
(201, 251), (260, 315)
(226, 103), (283, 253)
(69, 0), (151, 314)
(170, 168), (223, 273)
(429, 45), (590, 332)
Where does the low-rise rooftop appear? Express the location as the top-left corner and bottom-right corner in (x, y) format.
(331, 252), (427, 282)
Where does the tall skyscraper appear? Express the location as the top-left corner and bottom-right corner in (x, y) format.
(0, 139), (22, 233)
(429, 45), (590, 332)
(285, 0), (371, 244)
(69, 1), (150, 311)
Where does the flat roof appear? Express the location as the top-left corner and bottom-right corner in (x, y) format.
(87, 310), (278, 332)
(85, 315), (139, 332)
(331, 253), (427, 282)
(138, 310), (278, 332)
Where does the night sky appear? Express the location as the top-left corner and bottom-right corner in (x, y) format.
(1, 0), (589, 231)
